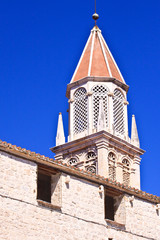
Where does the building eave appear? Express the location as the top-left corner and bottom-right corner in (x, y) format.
(66, 76), (129, 99)
(51, 130), (145, 157)
(0, 139), (158, 204)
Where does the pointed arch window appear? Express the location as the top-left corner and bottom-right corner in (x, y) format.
(108, 152), (116, 181)
(73, 88), (88, 134)
(122, 159), (130, 186)
(113, 89), (125, 135)
(92, 85), (108, 128)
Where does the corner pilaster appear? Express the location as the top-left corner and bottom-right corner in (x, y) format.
(131, 156), (141, 189)
(124, 99), (129, 140)
(87, 91), (93, 135)
(108, 92), (114, 134)
(95, 139), (109, 177)
(68, 99), (74, 141)
(116, 162), (123, 183)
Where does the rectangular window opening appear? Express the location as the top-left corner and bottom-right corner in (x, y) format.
(37, 172), (51, 203)
(37, 166), (62, 209)
(105, 194), (115, 221)
(104, 188), (126, 226)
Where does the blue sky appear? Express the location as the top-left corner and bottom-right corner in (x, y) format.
(0, 0), (160, 196)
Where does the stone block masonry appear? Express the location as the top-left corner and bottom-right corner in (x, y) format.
(0, 150), (160, 240)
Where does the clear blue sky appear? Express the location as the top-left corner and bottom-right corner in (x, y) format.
(0, 0), (160, 196)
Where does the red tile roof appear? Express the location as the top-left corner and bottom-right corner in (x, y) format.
(71, 26), (125, 84)
(0, 139), (159, 204)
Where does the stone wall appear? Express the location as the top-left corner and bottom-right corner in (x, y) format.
(0, 151), (160, 240)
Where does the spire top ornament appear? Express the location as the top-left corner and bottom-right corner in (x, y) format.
(92, 0), (99, 25)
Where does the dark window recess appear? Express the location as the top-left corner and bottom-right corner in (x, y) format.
(105, 195), (114, 221)
(37, 172), (51, 203)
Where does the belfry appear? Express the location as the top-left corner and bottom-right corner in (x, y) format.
(51, 14), (145, 189)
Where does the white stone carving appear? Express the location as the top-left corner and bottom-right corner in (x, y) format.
(92, 85), (108, 128)
(63, 147), (97, 174)
(73, 87), (88, 134)
(113, 89), (125, 135)
(108, 152), (116, 181)
(122, 159), (130, 186)
(68, 158), (78, 166)
(86, 91), (93, 96)
(97, 98), (107, 132)
(56, 113), (65, 146)
(131, 115), (140, 148)
(86, 165), (96, 173)
(68, 98), (74, 103)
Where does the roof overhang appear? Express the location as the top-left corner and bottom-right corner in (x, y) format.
(66, 76), (129, 98)
(0, 139), (159, 204)
(51, 130), (145, 157)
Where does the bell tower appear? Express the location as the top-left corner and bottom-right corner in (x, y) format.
(51, 13), (145, 189)
(66, 25), (129, 143)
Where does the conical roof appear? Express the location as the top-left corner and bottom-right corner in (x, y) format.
(70, 26), (125, 84)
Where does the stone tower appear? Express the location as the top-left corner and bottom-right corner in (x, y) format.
(51, 25), (145, 189)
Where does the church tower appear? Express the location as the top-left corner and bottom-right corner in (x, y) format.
(51, 13), (145, 189)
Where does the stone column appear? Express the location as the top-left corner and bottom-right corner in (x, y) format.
(116, 162), (123, 183)
(87, 92), (93, 135)
(131, 155), (141, 189)
(68, 99), (74, 141)
(130, 168), (136, 187)
(95, 139), (109, 177)
(108, 92), (114, 134)
(123, 100), (129, 140)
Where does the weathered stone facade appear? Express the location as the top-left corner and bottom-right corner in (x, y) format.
(0, 148), (160, 240)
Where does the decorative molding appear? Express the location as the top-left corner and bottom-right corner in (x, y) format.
(108, 92), (114, 97)
(68, 98), (74, 103)
(123, 99), (129, 105)
(0, 139), (159, 203)
(132, 156), (141, 166)
(86, 91), (93, 96)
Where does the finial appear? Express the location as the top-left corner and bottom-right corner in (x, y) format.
(131, 114), (140, 148)
(56, 112), (65, 146)
(92, 0), (99, 25)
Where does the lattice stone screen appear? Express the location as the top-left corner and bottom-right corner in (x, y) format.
(108, 152), (116, 181)
(113, 89), (125, 135)
(73, 88), (88, 134)
(92, 85), (108, 128)
(122, 159), (130, 185)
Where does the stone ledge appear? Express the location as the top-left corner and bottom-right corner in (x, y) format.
(37, 199), (61, 211)
(105, 219), (125, 230)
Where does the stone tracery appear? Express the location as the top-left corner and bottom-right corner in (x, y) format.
(108, 152), (116, 181)
(122, 159), (130, 186)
